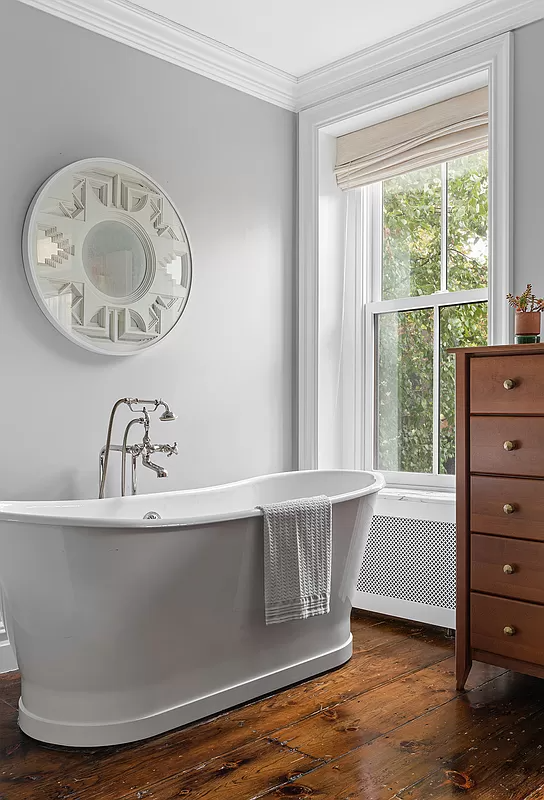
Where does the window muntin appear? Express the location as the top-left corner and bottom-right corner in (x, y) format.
(368, 151), (488, 482)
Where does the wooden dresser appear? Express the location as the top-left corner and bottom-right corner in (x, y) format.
(452, 343), (544, 690)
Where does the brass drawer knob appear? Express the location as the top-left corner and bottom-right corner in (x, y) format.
(503, 564), (515, 574)
(503, 625), (516, 636)
(503, 503), (516, 515)
(503, 440), (516, 451)
(503, 379), (516, 390)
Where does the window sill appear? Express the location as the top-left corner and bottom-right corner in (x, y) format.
(380, 487), (456, 504)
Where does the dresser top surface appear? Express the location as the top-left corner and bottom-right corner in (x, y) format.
(448, 343), (544, 357)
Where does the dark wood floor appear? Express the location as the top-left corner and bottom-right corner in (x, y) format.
(1, 612), (543, 800)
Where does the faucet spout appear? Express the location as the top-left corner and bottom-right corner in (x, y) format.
(141, 454), (168, 478)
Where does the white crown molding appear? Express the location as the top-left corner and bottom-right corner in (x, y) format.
(296, 0), (544, 109)
(15, 0), (297, 110)
(15, 0), (544, 112)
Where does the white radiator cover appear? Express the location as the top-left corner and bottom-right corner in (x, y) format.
(353, 490), (456, 629)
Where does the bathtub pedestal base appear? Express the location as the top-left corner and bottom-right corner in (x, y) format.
(18, 635), (353, 747)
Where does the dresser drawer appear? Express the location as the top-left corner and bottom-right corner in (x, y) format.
(471, 533), (544, 603)
(471, 593), (544, 666)
(470, 416), (544, 477)
(471, 475), (544, 541)
(470, 355), (544, 414)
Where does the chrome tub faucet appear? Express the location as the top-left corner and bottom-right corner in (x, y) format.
(99, 398), (178, 498)
(140, 414), (178, 478)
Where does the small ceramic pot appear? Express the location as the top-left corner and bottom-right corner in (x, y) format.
(515, 310), (541, 344)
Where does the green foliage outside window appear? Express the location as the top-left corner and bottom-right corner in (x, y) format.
(439, 302), (487, 474)
(382, 164), (442, 300)
(377, 151), (489, 475)
(377, 308), (434, 474)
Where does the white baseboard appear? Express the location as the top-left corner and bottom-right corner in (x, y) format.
(0, 638), (18, 673)
(353, 591), (455, 629)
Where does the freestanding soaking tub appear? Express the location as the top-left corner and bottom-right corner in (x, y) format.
(0, 469), (383, 746)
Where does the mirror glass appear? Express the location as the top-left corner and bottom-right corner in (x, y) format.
(23, 159), (192, 355)
(82, 221), (147, 299)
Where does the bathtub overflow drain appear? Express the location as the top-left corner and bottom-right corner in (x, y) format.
(143, 511), (162, 520)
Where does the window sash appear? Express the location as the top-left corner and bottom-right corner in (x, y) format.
(367, 287), (488, 316)
(362, 165), (489, 487)
(369, 297), (488, 480)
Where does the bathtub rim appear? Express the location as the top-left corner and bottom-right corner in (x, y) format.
(0, 469), (385, 529)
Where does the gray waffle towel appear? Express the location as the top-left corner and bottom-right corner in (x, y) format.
(257, 495), (332, 625)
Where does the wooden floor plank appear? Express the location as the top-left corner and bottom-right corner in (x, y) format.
(119, 739), (321, 800)
(221, 633), (450, 735)
(0, 672), (21, 710)
(0, 612), (542, 800)
(8, 621), (450, 800)
(48, 739), (321, 800)
(349, 614), (451, 655)
(267, 657), (499, 762)
(524, 786), (544, 800)
(261, 669), (544, 800)
(398, 704), (544, 799)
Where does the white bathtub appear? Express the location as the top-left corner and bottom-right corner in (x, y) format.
(0, 469), (383, 747)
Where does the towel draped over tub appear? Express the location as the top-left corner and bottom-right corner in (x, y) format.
(257, 495), (332, 625)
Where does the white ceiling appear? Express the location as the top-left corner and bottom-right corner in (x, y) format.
(130, 0), (478, 75)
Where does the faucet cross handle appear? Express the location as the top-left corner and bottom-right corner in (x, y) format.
(147, 442), (178, 456)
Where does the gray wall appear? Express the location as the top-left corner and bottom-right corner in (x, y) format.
(0, 0), (296, 500)
(514, 20), (544, 297)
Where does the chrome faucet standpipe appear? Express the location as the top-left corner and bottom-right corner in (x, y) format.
(121, 416), (145, 497)
(98, 398), (178, 499)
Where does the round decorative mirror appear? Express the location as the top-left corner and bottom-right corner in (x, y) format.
(23, 158), (192, 355)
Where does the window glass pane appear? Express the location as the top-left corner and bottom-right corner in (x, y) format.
(439, 301), (488, 474)
(382, 165), (441, 300)
(377, 308), (434, 473)
(447, 151), (488, 291)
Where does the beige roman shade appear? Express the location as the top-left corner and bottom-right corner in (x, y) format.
(335, 88), (488, 191)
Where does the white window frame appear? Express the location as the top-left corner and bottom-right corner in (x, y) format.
(298, 34), (512, 491)
(363, 161), (489, 490)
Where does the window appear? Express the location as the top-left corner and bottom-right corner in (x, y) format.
(365, 150), (489, 485)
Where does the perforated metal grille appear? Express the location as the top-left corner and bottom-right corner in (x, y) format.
(357, 515), (456, 609)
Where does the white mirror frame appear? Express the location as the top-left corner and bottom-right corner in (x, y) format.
(23, 158), (193, 356)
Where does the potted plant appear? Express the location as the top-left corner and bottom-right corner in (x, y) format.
(507, 284), (544, 344)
